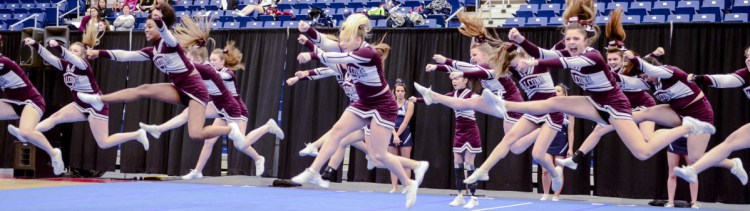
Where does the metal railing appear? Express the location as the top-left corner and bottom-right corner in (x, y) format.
(56, 0), (82, 26)
(10, 14), (40, 30)
(444, 7), (465, 28)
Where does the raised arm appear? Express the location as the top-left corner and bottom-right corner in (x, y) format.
(629, 56), (673, 79)
(617, 74), (652, 90)
(301, 67), (341, 80)
(304, 27), (342, 53)
(517, 40), (568, 59)
(30, 42), (65, 70)
(58, 46), (89, 70)
(535, 51), (598, 70)
(434, 58), (494, 80)
(310, 47), (373, 65)
(97, 47), (154, 62)
(153, 19), (177, 47)
(693, 69), (749, 88)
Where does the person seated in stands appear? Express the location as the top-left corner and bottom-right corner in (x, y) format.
(113, 4), (136, 31)
(236, 0), (277, 16)
(80, 7), (101, 31)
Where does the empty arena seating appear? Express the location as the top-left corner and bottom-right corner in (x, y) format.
(511, 0), (749, 26)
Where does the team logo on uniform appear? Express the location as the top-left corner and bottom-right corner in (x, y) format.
(653, 90), (673, 102)
(571, 73), (594, 87)
(153, 55), (169, 70)
(520, 75), (545, 90)
(63, 72), (79, 88)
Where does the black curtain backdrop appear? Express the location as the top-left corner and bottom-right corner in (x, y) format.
(1, 23), (749, 204)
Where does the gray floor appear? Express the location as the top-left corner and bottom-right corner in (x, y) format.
(146, 175), (744, 210)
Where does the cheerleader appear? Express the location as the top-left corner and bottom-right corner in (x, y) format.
(465, 0), (715, 183)
(137, 16), (283, 179)
(291, 14), (422, 208)
(415, 13), (525, 132)
(290, 25), (427, 186)
(11, 27), (149, 172)
(557, 9), (658, 169)
(0, 37), (54, 174)
(672, 47), (750, 186)
(411, 76), (482, 209)
(77, 4), (246, 147)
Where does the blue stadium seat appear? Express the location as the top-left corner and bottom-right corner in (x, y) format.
(595, 16), (610, 25)
(136, 22), (146, 30)
(622, 15), (641, 24)
(537, 4), (561, 18)
(667, 14), (691, 22)
(223, 21), (241, 29)
(675, 1), (699, 15)
(605, 2), (628, 15)
(347, 0), (365, 9)
(642, 15), (666, 24)
(628, 2), (651, 16)
(515, 4), (537, 18)
(692, 13), (717, 22)
(503, 17), (525, 27)
(264, 21), (282, 28)
(548, 17), (564, 26)
(423, 18), (439, 28)
(548, 0), (565, 4)
(295, 0), (314, 9)
(528, 0), (546, 4)
(258, 15), (275, 21)
(376, 19), (388, 28)
(526, 17), (548, 26)
(426, 14), (445, 25)
(313, 0), (331, 9)
(364, 0), (381, 8)
(277, 15), (293, 22)
(329, 1), (346, 9)
(175, 0), (194, 7)
(698, 0), (725, 21)
(277, 3), (293, 10)
(734, 0), (750, 14)
(594, 2), (605, 15)
(283, 20), (302, 28)
(447, 20), (460, 28)
(246, 21), (264, 28)
(651, 1), (676, 16)
(724, 13), (748, 22)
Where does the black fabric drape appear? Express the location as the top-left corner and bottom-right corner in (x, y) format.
(2, 23), (750, 203)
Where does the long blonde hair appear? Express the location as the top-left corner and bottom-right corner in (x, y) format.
(174, 15), (215, 62)
(562, 0), (600, 46)
(457, 12), (503, 47)
(212, 41), (245, 71)
(339, 14), (371, 41)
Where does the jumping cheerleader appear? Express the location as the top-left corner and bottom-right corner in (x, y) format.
(672, 46), (750, 187)
(77, 4), (247, 147)
(291, 14), (422, 208)
(10, 27), (149, 175)
(0, 36), (55, 174)
(137, 16), (284, 179)
(464, 0), (715, 183)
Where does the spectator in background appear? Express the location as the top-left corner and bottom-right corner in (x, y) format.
(138, 0), (155, 11)
(236, 0), (276, 16)
(113, 4), (135, 31)
(98, 19), (112, 31)
(96, 0), (111, 18)
(79, 7), (100, 31)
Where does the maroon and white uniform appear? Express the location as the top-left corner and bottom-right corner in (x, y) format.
(629, 57), (714, 123)
(518, 40), (632, 125)
(435, 59), (525, 124)
(97, 19), (210, 107)
(612, 67), (657, 111)
(307, 40), (397, 129)
(509, 58), (565, 131)
(35, 43), (108, 120)
(694, 68), (750, 100)
(301, 66), (359, 103)
(194, 63), (245, 122)
(0, 56), (45, 116)
(216, 67), (249, 119)
(447, 89), (482, 153)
